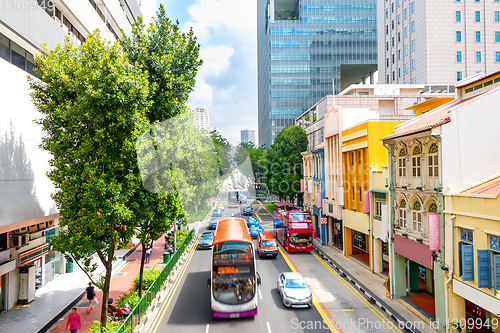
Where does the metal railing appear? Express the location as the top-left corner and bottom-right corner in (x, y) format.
(115, 230), (194, 333)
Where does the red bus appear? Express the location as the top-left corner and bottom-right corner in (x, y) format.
(210, 218), (261, 318)
(273, 203), (313, 252)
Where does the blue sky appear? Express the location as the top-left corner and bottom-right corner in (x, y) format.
(141, 0), (258, 146)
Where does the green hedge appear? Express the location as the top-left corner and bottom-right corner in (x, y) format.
(133, 269), (161, 290)
(265, 203), (275, 212)
(116, 289), (140, 309)
(88, 320), (125, 333)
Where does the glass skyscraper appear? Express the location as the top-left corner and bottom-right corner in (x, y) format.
(257, 0), (378, 148)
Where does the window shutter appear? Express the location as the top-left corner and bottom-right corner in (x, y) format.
(458, 242), (463, 276)
(462, 244), (474, 281)
(494, 254), (500, 296)
(477, 250), (491, 288)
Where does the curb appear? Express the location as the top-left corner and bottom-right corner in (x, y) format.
(313, 245), (422, 333)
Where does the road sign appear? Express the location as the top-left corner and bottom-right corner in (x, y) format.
(320, 218), (327, 225)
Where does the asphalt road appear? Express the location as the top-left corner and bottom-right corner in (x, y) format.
(147, 189), (405, 333)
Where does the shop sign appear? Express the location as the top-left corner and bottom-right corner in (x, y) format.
(19, 243), (49, 266)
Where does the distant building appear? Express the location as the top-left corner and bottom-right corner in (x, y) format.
(241, 129), (256, 144)
(188, 106), (209, 130)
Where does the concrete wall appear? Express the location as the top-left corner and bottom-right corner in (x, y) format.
(442, 86), (500, 190)
(0, 60), (57, 228)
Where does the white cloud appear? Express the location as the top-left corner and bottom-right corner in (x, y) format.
(184, 0), (258, 146)
(199, 45), (234, 77)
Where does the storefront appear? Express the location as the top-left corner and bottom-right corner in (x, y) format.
(19, 243), (49, 292)
(331, 218), (343, 250)
(352, 230), (369, 265)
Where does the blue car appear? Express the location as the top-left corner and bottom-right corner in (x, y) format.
(249, 225), (264, 239)
(213, 208), (222, 217)
(208, 219), (219, 230)
(243, 206), (253, 216)
(247, 194), (253, 199)
(247, 217), (260, 227)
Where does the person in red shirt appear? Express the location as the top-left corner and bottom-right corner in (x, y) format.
(65, 308), (81, 333)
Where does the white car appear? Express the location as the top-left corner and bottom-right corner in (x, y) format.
(239, 195), (247, 203)
(277, 272), (312, 308)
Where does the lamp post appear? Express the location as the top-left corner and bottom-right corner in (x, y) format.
(173, 217), (177, 253)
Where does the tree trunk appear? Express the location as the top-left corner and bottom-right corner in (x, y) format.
(100, 248), (114, 329)
(138, 241), (147, 298)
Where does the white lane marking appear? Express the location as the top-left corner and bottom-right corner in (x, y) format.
(206, 324), (209, 333)
(266, 322), (272, 333)
(258, 288), (262, 299)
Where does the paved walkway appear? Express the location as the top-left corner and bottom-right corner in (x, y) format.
(49, 237), (168, 333)
(313, 239), (438, 333)
(0, 241), (137, 333)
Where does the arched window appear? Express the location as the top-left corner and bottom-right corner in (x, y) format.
(411, 145), (421, 187)
(412, 200), (422, 233)
(398, 147), (407, 186)
(399, 199), (407, 228)
(428, 143), (439, 188)
(428, 202), (437, 213)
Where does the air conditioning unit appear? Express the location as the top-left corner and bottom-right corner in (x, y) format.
(12, 227), (28, 234)
(47, 220), (55, 228)
(38, 222), (47, 230)
(11, 234), (29, 248)
(29, 225), (38, 233)
(69, 31), (77, 41)
(62, 24), (69, 34)
(52, 16), (61, 27)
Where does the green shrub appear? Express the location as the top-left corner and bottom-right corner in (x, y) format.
(88, 320), (126, 333)
(116, 289), (140, 309)
(134, 269), (161, 290)
(265, 203), (275, 212)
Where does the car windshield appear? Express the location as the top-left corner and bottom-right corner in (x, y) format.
(285, 278), (307, 288)
(261, 240), (275, 247)
(290, 233), (312, 246)
(201, 234), (213, 240)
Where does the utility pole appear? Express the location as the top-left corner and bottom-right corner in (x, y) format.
(173, 217), (177, 253)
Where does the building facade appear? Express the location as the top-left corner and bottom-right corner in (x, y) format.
(188, 106), (209, 130)
(257, 0), (378, 148)
(0, 0), (140, 312)
(382, 70), (500, 332)
(241, 129), (256, 144)
(378, 0), (500, 85)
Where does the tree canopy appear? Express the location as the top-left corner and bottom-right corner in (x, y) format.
(263, 126), (307, 202)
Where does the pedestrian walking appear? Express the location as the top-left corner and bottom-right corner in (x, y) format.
(65, 308), (81, 333)
(145, 247), (152, 263)
(166, 242), (173, 256)
(85, 282), (96, 314)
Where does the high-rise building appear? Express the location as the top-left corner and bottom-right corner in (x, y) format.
(241, 129), (256, 144)
(378, 0), (500, 85)
(188, 106), (209, 130)
(0, 0), (140, 312)
(257, 0), (378, 148)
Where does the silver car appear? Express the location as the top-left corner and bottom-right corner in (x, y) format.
(277, 272), (312, 308)
(198, 232), (214, 250)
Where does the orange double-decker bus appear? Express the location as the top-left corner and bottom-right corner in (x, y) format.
(273, 202), (313, 252)
(210, 218), (261, 318)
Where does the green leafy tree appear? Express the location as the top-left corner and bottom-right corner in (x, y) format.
(235, 142), (265, 184)
(263, 126), (307, 202)
(29, 32), (150, 328)
(121, 5), (203, 296)
(210, 129), (231, 176)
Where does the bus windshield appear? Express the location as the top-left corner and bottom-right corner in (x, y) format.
(288, 213), (310, 222)
(213, 241), (255, 304)
(289, 233), (312, 246)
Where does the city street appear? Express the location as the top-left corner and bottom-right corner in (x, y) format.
(146, 190), (406, 333)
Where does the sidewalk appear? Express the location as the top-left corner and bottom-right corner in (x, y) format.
(48, 237), (169, 333)
(313, 239), (438, 333)
(0, 240), (139, 333)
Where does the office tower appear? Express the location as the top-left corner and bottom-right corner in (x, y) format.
(257, 0), (378, 148)
(188, 106), (209, 130)
(378, 0), (500, 85)
(0, 0), (140, 312)
(241, 129), (256, 144)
